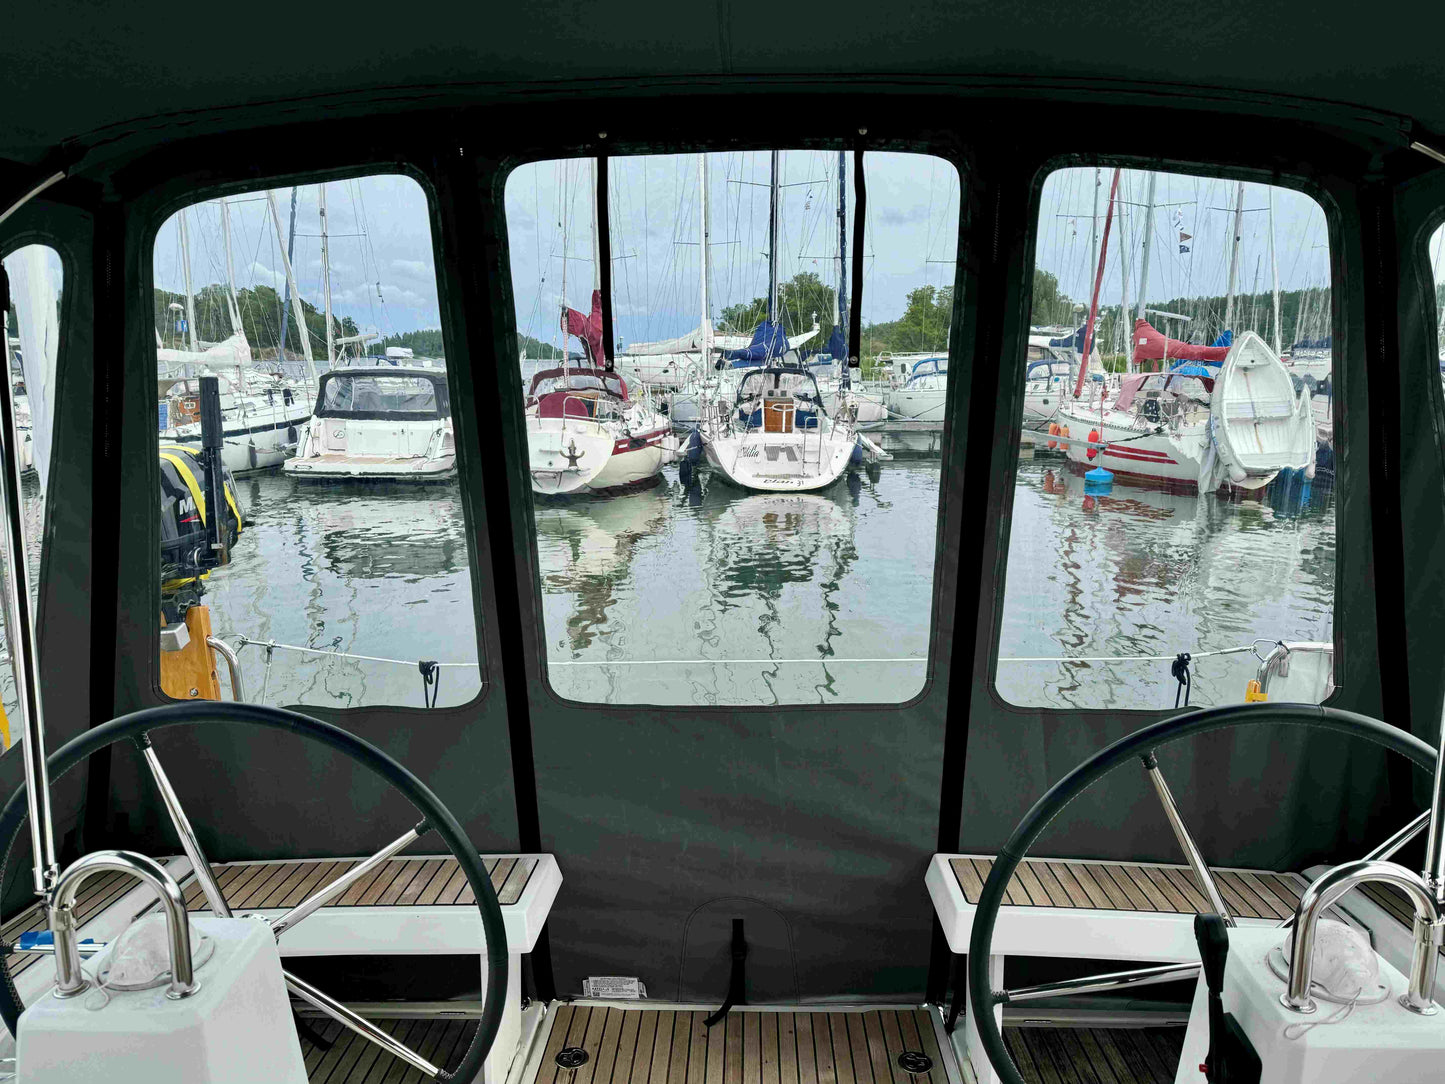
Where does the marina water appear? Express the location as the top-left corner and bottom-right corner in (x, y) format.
(176, 458), (1332, 712)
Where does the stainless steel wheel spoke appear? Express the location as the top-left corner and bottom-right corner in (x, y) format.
(140, 739), (233, 916)
(1141, 750), (1234, 925)
(285, 971), (439, 1077)
(1001, 961), (1202, 1004)
(269, 822), (427, 938)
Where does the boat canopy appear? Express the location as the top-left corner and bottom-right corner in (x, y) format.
(315, 368), (450, 420)
(910, 356), (947, 378)
(733, 366), (824, 407)
(527, 367), (629, 401)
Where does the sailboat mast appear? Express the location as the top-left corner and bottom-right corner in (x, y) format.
(768, 150), (780, 328)
(266, 189), (317, 386)
(559, 161), (568, 376)
(1224, 181), (1245, 331)
(218, 198), (247, 394)
(1118, 173), (1131, 364)
(1073, 167), (1120, 399)
(699, 153), (713, 370)
(837, 149), (849, 352)
(319, 183), (335, 366)
(178, 207), (198, 353)
(1135, 171), (1157, 323)
(1268, 188), (1282, 354)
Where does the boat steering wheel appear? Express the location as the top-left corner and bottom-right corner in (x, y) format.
(0, 702), (508, 1084)
(966, 703), (1438, 1084)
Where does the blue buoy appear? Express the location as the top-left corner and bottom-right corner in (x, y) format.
(1085, 467), (1114, 484)
(685, 429), (703, 464)
(849, 440), (864, 466)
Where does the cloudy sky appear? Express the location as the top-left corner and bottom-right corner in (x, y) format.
(1038, 168), (1332, 321)
(149, 158), (1350, 353)
(153, 175), (440, 344)
(505, 150), (960, 351)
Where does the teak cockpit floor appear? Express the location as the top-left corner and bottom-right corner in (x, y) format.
(302, 1017), (479, 1083)
(1003, 1026), (1183, 1084)
(534, 1006), (950, 1084)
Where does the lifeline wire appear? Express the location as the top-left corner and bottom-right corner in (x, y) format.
(235, 637), (1269, 670)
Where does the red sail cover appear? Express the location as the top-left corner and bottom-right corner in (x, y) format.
(1132, 318), (1229, 366)
(562, 289), (607, 368)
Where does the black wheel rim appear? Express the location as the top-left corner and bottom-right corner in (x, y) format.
(966, 703), (1438, 1084)
(0, 701), (508, 1084)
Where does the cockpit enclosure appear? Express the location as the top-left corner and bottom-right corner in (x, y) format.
(315, 369), (450, 419)
(732, 367), (825, 411)
(6, 14), (1445, 1050)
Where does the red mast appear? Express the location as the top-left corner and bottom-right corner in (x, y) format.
(1073, 167), (1122, 399)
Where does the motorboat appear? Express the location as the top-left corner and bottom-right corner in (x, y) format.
(284, 366), (456, 481)
(525, 364), (671, 494)
(701, 365), (860, 491)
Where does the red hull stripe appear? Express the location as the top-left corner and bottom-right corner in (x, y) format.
(1104, 447), (1178, 465)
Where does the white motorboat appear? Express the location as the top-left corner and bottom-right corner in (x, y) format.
(526, 365), (672, 494)
(1059, 331), (1315, 492)
(701, 365), (859, 492)
(284, 366), (456, 481)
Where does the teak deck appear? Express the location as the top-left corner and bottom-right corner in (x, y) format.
(302, 1017), (479, 1084)
(534, 1006), (949, 1084)
(1003, 1026), (1183, 1084)
(178, 855), (539, 913)
(948, 856), (1310, 921)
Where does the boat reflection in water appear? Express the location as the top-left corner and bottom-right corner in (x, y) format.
(536, 467), (933, 705)
(999, 464), (1334, 710)
(206, 473), (481, 708)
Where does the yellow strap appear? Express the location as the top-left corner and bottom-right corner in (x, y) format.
(158, 447), (243, 535)
(159, 452), (208, 524)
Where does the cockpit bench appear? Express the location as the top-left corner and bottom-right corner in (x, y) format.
(928, 853), (1317, 1084)
(2, 853), (559, 1084)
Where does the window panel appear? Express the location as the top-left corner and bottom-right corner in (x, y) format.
(996, 168), (1335, 709)
(505, 151), (959, 706)
(151, 176), (481, 709)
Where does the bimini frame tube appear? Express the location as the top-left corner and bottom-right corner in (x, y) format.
(1424, 688), (1445, 904)
(0, 267), (58, 896)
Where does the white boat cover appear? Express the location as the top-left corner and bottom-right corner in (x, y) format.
(6, 246), (59, 491)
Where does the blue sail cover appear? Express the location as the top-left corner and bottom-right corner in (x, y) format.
(1048, 325), (1087, 350)
(1169, 364), (1216, 377)
(821, 326), (847, 360)
(1292, 335), (1332, 350)
(723, 320), (789, 366)
(1210, 330), (1233, 348)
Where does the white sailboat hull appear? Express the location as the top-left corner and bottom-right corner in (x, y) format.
(702, 427), (857, 493)
(884, 386), (947, 421)
(528, 418), (671, 494)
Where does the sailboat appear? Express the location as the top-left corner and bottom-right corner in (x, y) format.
(700, 152), (861, 493)
(157, 200), (315, 474)
(1054, 172), (1314, 493)
(527, 160), (672, 495)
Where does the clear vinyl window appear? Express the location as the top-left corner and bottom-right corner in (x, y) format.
(151, 176), (481, 709)
(505, 151), (959, 706)
(996, 168), (1336, 709)
(0, 244), (61, 743)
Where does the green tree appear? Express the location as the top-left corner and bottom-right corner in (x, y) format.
(718, 271), (838, 351)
